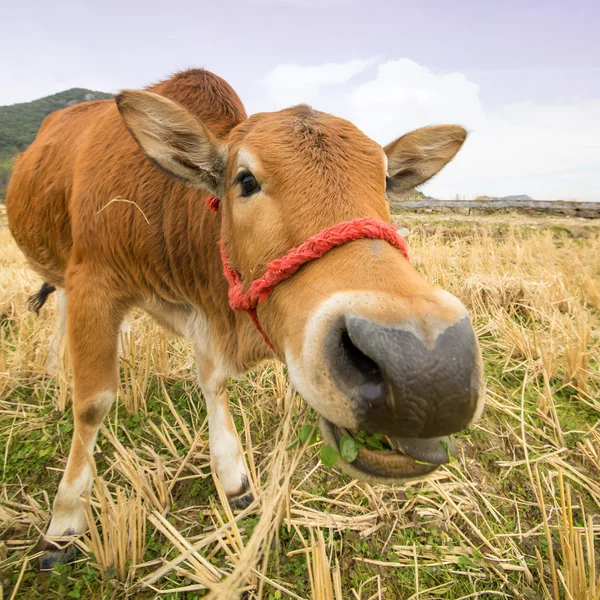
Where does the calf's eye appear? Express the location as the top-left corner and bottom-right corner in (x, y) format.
(239, 173), (260, 197)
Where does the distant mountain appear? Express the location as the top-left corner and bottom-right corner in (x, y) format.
(0, 88), (112, 200)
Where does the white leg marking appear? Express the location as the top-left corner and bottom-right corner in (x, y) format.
(205, 388), (249, 497)
(46, 448), (95, 537)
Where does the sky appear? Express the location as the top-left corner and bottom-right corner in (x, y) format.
(2, 0), (599, 201)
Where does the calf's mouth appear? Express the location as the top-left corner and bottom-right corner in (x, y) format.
(319, 418), (457, 484)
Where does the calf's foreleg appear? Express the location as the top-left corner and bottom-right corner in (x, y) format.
(194, 348), (253, 508)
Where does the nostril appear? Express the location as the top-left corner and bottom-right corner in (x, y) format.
(331, 327), (385, 404)
(340, 329), (378, 378)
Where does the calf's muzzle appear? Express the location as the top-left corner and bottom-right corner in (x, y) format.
(327, 314), (483, 439)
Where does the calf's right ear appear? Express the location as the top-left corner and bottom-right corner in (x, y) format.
(116, 90), (227, 196)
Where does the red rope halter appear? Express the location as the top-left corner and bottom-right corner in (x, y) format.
(207, 196), (409, 351)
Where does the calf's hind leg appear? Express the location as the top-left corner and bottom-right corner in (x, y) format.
(40, 279), (128, 570)
(44, 286), (67, 375)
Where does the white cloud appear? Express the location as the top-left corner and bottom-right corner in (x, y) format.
(260, 59), (373, 109)
(260, 58), (600, 201)
(346, 59), (486, 140)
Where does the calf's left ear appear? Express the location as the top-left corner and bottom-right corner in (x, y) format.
(384, 125), (467, 201)
(116, 90), (227, 196)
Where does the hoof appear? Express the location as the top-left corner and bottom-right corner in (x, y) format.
(39, 550), (65, 572)
(230, 490), (254, 509)
(227, 475), (254, 509)
(38, 534), (79, 572)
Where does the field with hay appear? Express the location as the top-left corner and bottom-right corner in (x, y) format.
(1, 209), (599, 599)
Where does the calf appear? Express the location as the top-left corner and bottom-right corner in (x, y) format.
(6, 69), (484, 569)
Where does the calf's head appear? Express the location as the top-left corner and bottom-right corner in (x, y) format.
(117, 91), (485, 483)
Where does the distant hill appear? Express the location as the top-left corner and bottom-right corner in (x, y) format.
(502, 195), (532, 201)
(396, 189), (439, 202)
(0, 88), (112, 199)
(476, 194), (532, 202)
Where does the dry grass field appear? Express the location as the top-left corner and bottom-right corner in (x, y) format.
(1, 208), (599, 599)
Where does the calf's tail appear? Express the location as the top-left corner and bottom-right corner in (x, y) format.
(27, 282), (57, 315)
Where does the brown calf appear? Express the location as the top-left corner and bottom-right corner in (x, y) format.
(6, 69), (484, 569)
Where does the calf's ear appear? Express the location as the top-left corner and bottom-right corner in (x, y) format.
(116, 90), (227, 195)
(384, 125), (467, 201)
